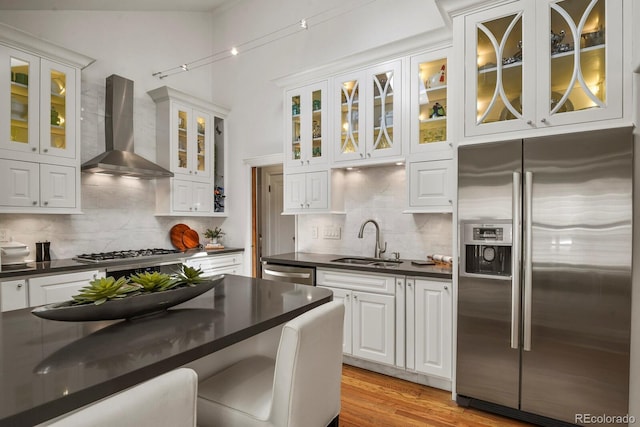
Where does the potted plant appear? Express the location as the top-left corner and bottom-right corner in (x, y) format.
(204, 227), (225, 244)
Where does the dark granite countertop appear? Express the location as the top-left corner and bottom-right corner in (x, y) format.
(0, 274), (332, 427)
(261, 252), (452, 279)
(0, 247), (244, 280)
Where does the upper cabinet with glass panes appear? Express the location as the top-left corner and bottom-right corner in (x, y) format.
(333, 60), (403, 165)
(463, 0), (623, 137)
(409, 49), (452, 156)
(1, 46), (78, 159)
(285, 81), (328, 169)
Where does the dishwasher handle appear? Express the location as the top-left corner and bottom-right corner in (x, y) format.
(262, 269), (311, 279)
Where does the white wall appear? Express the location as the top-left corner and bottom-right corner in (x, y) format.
(0, 11), (224, 257)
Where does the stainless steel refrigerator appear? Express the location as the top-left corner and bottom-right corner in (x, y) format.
(456, 127), (632, 426)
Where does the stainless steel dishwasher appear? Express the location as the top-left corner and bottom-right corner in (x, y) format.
(261, 262), (315, 286)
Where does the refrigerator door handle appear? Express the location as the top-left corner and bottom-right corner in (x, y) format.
(511, 172), (521, 350)
(523, 171), (533, 351)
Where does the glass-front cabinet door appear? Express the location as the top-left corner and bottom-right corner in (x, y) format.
(285, 81), (327, 168)
(410, 50), (452, 155)
(335, 71), (363, 162)
(465, 0), (622, 137)
(1, 48), (76, 158)
(536, 0), (622, 126)
(40, 59), (76, 159)
(334, 60), (402, 163)
(465, 1), (535, 136)
(172, 103), (211, 178)
(1, 47), (40, 154)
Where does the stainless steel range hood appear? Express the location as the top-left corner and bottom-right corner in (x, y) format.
(81, 74), (173, 179)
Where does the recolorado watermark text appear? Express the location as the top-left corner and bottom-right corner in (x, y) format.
(575, 414), (636, 424)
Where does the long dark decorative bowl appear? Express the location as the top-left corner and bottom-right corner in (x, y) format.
(31, 275), (224, 322)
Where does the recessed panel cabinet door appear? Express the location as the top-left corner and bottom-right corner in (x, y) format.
(305, 171), (328, 210)
(352, 291), (395, 365)
(414, 279), (452, 379)
(172, 179), (193, 212)
(284, 173), (306, 211)
(40, 164), (75, 208)
(0, 159), (39, 207)
(408, 159), (454, 211)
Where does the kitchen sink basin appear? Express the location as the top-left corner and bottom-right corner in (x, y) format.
(370, 261), (402, 267)
(330, 257), (403, 267)
(330, 257), (378, 265)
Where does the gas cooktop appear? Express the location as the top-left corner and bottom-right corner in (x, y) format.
(73, 248), (182, 263)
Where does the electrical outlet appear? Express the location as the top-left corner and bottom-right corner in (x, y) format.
(0, 229), (8, 242)
(311, 226), (318, 239)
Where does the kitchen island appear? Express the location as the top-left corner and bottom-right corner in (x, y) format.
(0, 274), (332, 427)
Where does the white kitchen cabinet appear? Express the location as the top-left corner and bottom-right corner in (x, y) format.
(1, 279), (28, 312)
(283, 169), (344, 214)
(185, 252), (244, 277)
(405, 157), (454, 213)
(405, 277), (452, 379)
(284, 171), (327, 211)
(317, 268), (398, 366)
(149, 86), (229, 217)
(169, 179), (212, 214)
(29, 270), (105, 307)
(0, 159), (76, 209)
(333, 60), (403, 165)
(0, 25), (92, 214)
(327, 287), (352, 354)
(285, 81), (328, 169)
(463, 0), (624, 137)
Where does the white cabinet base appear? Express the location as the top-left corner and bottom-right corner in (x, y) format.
(29, 270), (105, 307)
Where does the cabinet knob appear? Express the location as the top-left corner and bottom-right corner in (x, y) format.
(305, 203), (310, 208)
(300, 160), (304, 165)
(43, 201), (49, 206)
(43, 148), (48, 153)
(541, 118), (548, 124)
(300, 203), (304, 208)
(353, 295), (358, 301)
(189, 207), (193, 211)
(367, 153), (371, 158)
(306, 160), (310, 165)
(189, 170), (193, 174)
(444, 285), (448, 290)
(17, 283), (22, 289)
(526, 120), (533, 125)
(32, 147), (37, 152)
(32, 201), (37, 205)
(194, 171), (198, 175)
(360, 153), (364, 158)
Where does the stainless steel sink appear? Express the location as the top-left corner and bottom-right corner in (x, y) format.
(330, 257), (378, 265)
(330, 257), (403, 267)
(370, 261), (402, 267)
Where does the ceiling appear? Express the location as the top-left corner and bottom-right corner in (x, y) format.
(0, 0), (238, 12)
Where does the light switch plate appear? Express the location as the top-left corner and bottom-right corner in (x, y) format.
(311, 226), (318, 239)
(323, 226), (341, 240)
(0, 229), (8, 242)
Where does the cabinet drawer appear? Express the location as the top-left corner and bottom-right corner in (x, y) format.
(29, 270), (105, 307)
(1, 279), (28, 312)
(316, 268), (396, 294)
(186, 253), (243, 275)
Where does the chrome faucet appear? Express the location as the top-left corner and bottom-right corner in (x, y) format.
(357, 219), (387, 259)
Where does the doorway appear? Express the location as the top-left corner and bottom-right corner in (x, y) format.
(252, 164), (295, 277)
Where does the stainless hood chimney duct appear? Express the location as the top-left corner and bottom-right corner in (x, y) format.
(81, 74), (173, 179)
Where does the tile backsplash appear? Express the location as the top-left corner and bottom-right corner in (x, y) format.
(296, 165), (453, 261)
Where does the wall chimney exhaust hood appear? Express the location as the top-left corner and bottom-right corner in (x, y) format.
(81, 74), (173, 179)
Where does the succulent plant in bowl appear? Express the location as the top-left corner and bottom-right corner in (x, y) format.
(129, 271), (180, 293)
(72, 276), (142, 306)
(174, 264), (205, 286)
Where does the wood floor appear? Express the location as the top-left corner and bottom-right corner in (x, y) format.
(339, 365), (533, 427)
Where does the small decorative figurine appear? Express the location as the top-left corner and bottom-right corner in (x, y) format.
(430, 102), (445, 118)
(426, 64), (446, 88)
